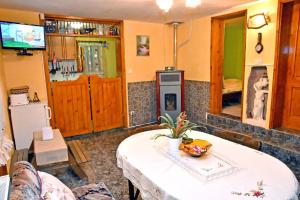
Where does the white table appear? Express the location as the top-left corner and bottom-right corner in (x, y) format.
(117, 130), (300, 200)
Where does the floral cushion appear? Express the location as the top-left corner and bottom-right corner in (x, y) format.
(9, 161), (42, 200)
(72, 182), (115, 200)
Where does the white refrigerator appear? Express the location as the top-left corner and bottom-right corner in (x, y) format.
(9, 102), (51, 150)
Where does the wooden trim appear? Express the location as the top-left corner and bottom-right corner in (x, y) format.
(212, 10), (247, 20)
(240, 11), (248, 120)
(120, 21), (128, 128)
(210, 10), (247, 116)
(269, 0), (294, 128)
(44, 14), (121, 24)
(210, 18), (224, 114)
(156, 72), (161, 120)
(181, 71), (185, 112)
(46, 33), (120, 38)
(40, 18), (56, 127)
(270, 0), (285, 128)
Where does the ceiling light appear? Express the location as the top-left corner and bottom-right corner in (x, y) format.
(185, 0), (202, 8)
(156, 0), (173, 12)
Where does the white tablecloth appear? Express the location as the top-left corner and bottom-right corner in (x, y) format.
(117, 130), (300, 200)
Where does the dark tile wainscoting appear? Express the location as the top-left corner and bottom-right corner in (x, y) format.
(127, 80), (210, 127)
(128, 81), (157, 126)
(184, 80), (210, 123)
(202, 113), (300, 181)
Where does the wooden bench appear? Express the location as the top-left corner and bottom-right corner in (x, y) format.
(68, 140), (90, 163)
(214, 130), (261, 150)
(67, 140), (95, 182)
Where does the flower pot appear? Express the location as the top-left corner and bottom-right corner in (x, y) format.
(168, 138), (182, 155)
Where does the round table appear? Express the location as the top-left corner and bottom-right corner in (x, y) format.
(117, 130), (299, 200)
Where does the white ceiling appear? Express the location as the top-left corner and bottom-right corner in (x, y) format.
(0, 0), (256, 23)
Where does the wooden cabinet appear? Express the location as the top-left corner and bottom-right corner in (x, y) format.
(47, 36), (64, 60)
(47, 36), (77, 60)
(64, 37), (77, 60)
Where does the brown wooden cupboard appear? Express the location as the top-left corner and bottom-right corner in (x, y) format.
(47, 36), (77, 60)
(42, 15), (127, 137)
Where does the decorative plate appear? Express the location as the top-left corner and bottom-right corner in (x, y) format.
(179, 139), (212, 157)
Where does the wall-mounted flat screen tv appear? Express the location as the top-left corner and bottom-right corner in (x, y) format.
(0, 21), (46, 50)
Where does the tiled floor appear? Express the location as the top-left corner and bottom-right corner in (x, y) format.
(222, 104), (241, 117)
(41, 128), (300, 200)
(42, 130), (132, 200)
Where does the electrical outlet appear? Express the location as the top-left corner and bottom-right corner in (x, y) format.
(130, 111), (135, 116)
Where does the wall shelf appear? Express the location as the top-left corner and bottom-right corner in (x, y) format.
(46, 33), (120, 38)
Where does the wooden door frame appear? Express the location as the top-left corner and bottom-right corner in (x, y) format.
(210, 10), (247, 116)
(40, 15), (128, 130)
(270, 0), (298, 129)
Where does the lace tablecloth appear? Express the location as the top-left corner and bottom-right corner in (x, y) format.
(117, 130), (300, 200)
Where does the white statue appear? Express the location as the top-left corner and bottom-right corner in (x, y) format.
(252, 75), (269, 120)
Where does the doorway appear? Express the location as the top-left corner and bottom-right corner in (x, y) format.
(271, 0), (300, 132)
(210, 11), (247, 118)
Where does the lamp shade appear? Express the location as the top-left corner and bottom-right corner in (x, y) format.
(247, 13), (270, 29)
(186, 0), (202, 8)
(156, 0), (173, 12)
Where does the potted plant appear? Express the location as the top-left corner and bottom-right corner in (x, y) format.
(155, 112), (199, 152)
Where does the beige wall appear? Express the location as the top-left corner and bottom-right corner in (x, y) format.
(177, 0), (278, 128)
(178, 0), (278, 81)
(0, 8), (48, 101)
(123, 20), (173, 83)
(0, 8), (174, 128)
(177, 17), (211, 81)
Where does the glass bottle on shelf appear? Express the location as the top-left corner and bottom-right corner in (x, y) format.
(64, 21), (68, 34)
(58, 21), (63, 34)
(104, 24), (110, 36)
(99, 24), (104, 36)
(91, 23), (94, 35)
(68, 21), (73, 34)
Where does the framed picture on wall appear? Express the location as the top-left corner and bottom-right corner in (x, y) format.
(136, 35), (149, 56)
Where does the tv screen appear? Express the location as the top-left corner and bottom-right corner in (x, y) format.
(0, 21), (46, 50)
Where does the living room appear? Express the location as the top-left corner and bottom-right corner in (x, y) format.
(0, 0), (299, 199)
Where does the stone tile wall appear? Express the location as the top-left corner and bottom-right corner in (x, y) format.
(127, 81), (157, 127)
(127, 80), (211, 127)
(184, 80), (210, 124)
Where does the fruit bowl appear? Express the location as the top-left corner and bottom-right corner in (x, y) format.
(179, 139), (212, 157)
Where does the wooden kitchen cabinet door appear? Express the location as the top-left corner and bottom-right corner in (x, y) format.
(49, 36), (64, 60)
(90, 75), (123, 132)
(64, 37), (77, 60)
